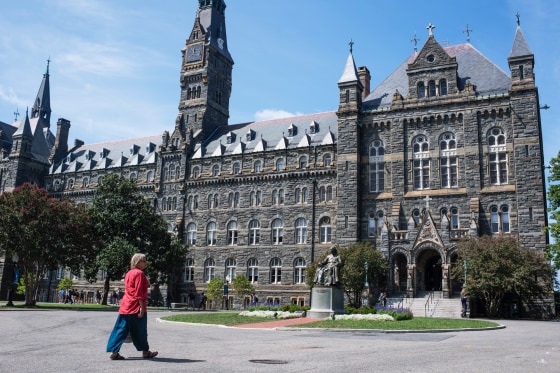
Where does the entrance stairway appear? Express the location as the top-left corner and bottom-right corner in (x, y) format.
(389, 291), (463, 318)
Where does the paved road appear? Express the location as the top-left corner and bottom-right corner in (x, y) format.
(1, 310), (559, 372)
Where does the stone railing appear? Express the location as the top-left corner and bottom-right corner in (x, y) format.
(450, 229), (470, 241)
(390, 230), (409, 242)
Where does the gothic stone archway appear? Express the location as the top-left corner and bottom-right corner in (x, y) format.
(416, 248), (443, 292)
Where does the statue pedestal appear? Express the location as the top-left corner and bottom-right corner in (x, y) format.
(307, 286), (345, 318)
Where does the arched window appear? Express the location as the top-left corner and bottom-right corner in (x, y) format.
(164, 167), (169, 181)
(491, 205), (510, 233)
(204, 258), (215, 283)
(428, 80), (436, 97)
(228, 192), (234, 208)
(254, 160), (262, 173)
(146, 171), (154, 182)
(187, 223), (197, 245)
(412, 209), (421, 226)
(295, 188), (301, 203)
(68, 179), (74, 189)
(319, 217), (332, 243)
(276, 158), (285, 171)
(82, 177), (89, 188)
(213, 193), (219, 209)
(295, 218), (308, 244)
(299, 156), (308, 169)
(247, 258), (259, 283)
(326, 186), (333, 201)
(184, 258), (194, 282)
(488, 128), (508, 185)
(227, 221), (238, 246)
(368, 211), (384, 237)
(169, 164), (176, 180)
(161, 197), (167, 211)
(440, 132), (458, 188)
(417, 82), (425, 98)
(278, 189), (285, 204)
(294, 258), (306, 284)
(248, 219), (260, 245)
(323, 154), (332, 167)
(270, 258), (282, 284)
(225, 258), (236, 283)
(450, 207), (459, 229)
(439, 79), (448, 96)
(319, 186), (326, 202)
(233, 162), (240, 175)
(272, 190), (278, 205)
(256, 190), (262, 206)
(206, 222), (217, 246)
(271, 219), (283, 244)
(369, 139), (385, 193)
(212, 164), (220, 177)
(302, 187), (308, 203)
(413, 136), (430, 190)
(192, 166), (200, 178)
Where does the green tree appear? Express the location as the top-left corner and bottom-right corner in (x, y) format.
(232, 274), (255, 308)
(307, 243), (388, 307)
(56, 278), (74, 292)
(85, 175), (187, 304)
(453, 235), (554, 318)
(0, 183), (98, 306)
(206, 278), (224, 309)
(546, 150), (560, 271)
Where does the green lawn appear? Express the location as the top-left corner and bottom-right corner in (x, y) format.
(160, 313), (500, 330)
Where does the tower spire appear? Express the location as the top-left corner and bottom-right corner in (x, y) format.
(31, 59), (52, 128)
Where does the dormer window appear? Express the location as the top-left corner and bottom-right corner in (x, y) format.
(130, 145), (140, 155)
(226, 131), (235, 144)
(287, 124), (297, 137)
(146, 142), (155, 153)
(246, 129), (255, 142)
(85, 151), (94, 161)
(309, 121), (318, 134)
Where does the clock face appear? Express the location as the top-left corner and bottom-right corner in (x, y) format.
(186, 44), (202, 62)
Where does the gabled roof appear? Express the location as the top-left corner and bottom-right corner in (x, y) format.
(338, 52), (360, 84)
(363, 43), (511, 111)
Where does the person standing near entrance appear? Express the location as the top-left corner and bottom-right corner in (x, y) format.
(460, 288), (468, 317)
(106, 253), (158, 360)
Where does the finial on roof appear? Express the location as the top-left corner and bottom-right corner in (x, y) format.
(463, 24), (473, 43)
(14, 108), (20, 121)
(349, 39), (354, 54)
(411, 32), (420, 52)
(516, 12), (521, 26)
(427, 23), (436, 36)
(45, 57), (51, 76)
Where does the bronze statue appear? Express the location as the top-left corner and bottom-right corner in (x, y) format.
(313, 246), (343, 286)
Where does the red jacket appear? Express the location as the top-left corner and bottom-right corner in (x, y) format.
(119, 268), (149, 315)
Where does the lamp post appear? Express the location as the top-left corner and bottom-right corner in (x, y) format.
(362, 262), (369, 306)
(6, 253), (19, 306)
(463, 259), (467, 285)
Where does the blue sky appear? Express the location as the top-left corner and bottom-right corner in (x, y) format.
(0, 0), (559, 166)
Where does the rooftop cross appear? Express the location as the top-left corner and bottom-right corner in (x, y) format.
(423, 195), (432, 210)
(349, 39), (354, 54)
(13, 108), (20, 121)
(426, 23), (436, 36)
(463, 24), (473, 43)
(516, 12), (521, 26)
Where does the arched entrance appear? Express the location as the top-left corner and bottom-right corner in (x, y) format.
(416, 249), (443, 292)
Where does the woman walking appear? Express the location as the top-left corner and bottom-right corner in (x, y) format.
(106, 253), (158, 360)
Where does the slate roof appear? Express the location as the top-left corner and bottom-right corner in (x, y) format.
(1, 117), (55, 163)
(195, 111), (338, 160)
(363, 43), (511, 111)
(509, 26), (533, 58)
(52, 135), (161, 174)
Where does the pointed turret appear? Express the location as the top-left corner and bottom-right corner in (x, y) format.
(337, 42), (363, 112)
(11, 109), (33, 157)
(31, 60), (52, 129)
(508, 17), (535, 89)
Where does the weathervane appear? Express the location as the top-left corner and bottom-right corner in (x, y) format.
(463, 24), (473, 43)
(411, 32), (420, 52)
(14, 108), (20, 122)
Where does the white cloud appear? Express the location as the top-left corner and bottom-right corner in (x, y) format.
(254, 109), (304, 122)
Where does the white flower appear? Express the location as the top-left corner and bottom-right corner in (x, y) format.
(239, 310), (300, 319)
(333, 314), (394, 321)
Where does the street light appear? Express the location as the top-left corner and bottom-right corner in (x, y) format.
(362, 262), (369, 307)
(6, 253), (20, 306)
(463, 259), (467, 285)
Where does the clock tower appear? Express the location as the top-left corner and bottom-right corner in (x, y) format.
(178, 0), (233, 143)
